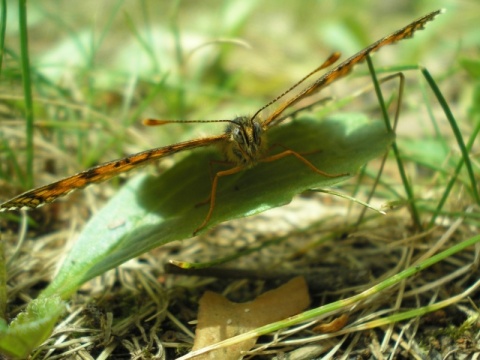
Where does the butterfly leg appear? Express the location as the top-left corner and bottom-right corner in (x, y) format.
(195, 159), (235, 208)
(262, 149), (349, 178)
(193, 165), (244, 235)
(193, 150), (347, 235)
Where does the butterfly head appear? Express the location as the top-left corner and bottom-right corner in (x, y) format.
(224, 116), (267, 167)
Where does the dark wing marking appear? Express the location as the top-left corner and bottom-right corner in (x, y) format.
(0, 135), (227, 211)
(262, 9), (443, 127)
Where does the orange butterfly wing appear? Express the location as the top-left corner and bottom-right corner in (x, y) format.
(0, 135), (226, 210)
(263, 9), (443, 127)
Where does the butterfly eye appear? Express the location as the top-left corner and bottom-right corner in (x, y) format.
(232, 127), (245, 145)
(252, 121), (263, 145)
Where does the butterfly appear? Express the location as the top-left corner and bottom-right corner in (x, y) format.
(0, 9), (443, 234)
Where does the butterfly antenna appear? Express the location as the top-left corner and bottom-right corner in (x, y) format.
(249, 52), (340, 123)
(144, 119), (237, 126)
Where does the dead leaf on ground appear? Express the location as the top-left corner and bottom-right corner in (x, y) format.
(190, 276), (310, 359)
(312, 314), (349, 333)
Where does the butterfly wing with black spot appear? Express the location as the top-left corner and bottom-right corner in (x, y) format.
(0, 135), (226, 211)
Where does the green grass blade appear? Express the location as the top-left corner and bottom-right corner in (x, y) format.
(18, 0), (34, 189)
(366, 55), (422, 229)
(421, 67), (480, 207)
(0, 0), (6, 77)
(124, 8), (160, 74)
(429, 114), (480, 227)
(0, 236), (6, 320)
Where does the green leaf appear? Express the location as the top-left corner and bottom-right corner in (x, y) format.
(42, 113), (394, 298)
(0, 296), (65, 358)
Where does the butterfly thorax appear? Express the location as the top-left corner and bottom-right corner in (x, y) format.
(223, 116), (267, 167)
